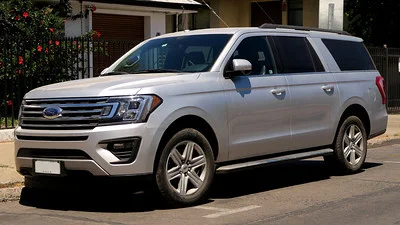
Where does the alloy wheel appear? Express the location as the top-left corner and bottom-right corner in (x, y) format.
(342, 124), (364, 165)
(166, 141), (207, 196)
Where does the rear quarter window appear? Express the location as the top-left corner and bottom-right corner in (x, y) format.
(322, 39), (376, 71)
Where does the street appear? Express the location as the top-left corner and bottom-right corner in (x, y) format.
(1, 143), (400, 225)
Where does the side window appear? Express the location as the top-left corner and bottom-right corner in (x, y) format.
(269, 36), (325, 73)
(230, 36), (276, 75)
(322, 39), (376, 71)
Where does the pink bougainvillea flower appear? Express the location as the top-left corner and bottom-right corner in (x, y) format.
(18, 56), (23, 65)
(55, 41), (60, 46)
(78, 45), (81, 49)
(97, 31), (101, 37)
(72, 41), (77, 45)
(49, 28), (54, 33)
(92, 5), (97, 11)
(37, 45), (42, 52)
(7, 100), (12, 107)
(16, 70), (22, 75)
(49, 40), (53, 44)
(23, 12), (29, 18)
(45, 48), (49, 53)
(15, 15), (20, 20)
(63, 19), (67, 23)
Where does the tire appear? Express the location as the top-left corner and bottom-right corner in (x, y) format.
(325, 116), (368, 173)
(155, 128), (215, 206)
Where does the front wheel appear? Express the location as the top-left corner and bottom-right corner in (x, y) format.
(155, 128), (215, 206)
(325, 116), (368, 173)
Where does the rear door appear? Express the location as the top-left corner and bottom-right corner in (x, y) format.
(268, 35), (340, 150)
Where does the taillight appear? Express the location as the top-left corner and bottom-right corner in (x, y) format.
(376, 76), (387, 105)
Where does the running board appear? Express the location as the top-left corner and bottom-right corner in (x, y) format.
(216, 148), (334, 174)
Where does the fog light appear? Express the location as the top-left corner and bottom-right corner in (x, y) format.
(100, 137), (141, 164)
(108, 142), (134, 152)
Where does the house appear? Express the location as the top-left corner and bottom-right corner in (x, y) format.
(186, 0), (344, 31)
(65, 0), (202, 41)
(65, 0), (344, 42)
(61, 0), (344, 76)
(63, 0), (202, 76)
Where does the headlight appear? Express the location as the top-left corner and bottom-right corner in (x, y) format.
(105, 95), (162, 124)
(18, 100), (25, 126)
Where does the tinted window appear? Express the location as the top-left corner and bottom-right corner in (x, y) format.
(269, 36), (325, 73)
(231, 36), (276, 75)
(322, 39), (376, 71)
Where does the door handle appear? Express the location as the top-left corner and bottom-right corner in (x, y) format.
(321, 85), (334, 92)
(271, 88), (286, 96)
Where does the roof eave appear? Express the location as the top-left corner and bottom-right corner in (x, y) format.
(88, 0), (205, 10)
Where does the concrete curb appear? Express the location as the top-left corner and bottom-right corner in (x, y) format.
(0, 186), (22, 202)
(368, 136), (400, 149)
(0, 129), (14, 142)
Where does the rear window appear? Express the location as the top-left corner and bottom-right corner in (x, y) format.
(269, 36), (325, 73)
(322, 39), (376, 71)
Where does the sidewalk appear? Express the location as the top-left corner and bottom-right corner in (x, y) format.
(0, 115), (399, 200)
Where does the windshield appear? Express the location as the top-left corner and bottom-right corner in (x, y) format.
(109, 34), (232, 75)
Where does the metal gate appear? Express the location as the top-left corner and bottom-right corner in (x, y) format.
(368, 47), (400, 113)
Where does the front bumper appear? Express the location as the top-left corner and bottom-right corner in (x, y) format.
(15, 123), (160, 177)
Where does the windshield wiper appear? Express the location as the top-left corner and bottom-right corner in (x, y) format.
(132, 69), (181, 74)
(101, 71), (129, 76)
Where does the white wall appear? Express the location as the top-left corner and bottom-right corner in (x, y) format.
(65, 1), (194, 38)
(65, 1), (90, 37)
(318, 0), (344, 30)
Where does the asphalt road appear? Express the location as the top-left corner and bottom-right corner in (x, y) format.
(1, 144), (400, 225)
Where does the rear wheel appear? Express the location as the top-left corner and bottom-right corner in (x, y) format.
(155, 128), (215, 206)
(325, 116), (367, 173)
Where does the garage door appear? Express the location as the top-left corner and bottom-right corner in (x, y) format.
(92, 13), (145, 75)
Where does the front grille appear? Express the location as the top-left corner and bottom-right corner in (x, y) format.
(17, 148), (91, 160)
(20, 97), (118, 130)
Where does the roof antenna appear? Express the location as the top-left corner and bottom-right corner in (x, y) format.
(201, 0), (229, 27)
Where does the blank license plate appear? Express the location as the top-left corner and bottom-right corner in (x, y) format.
(34, 160), (61, 175)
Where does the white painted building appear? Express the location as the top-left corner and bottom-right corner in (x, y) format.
(65, 0), (201, 41)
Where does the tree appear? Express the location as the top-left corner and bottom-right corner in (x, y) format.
(0, 0), (98, 123)
(345, 0), (400, 47)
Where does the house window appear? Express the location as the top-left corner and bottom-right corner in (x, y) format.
(251, 1), (283, 26)
(288, 0), (303, 26)
(190, 8), (210, 30)
(166, 8), (210, 33)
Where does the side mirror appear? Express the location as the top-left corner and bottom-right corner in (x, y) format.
(233, 59), (252, 72)
(224, 59), (252, 78)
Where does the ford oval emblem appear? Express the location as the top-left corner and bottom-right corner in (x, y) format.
(43, 107), (63, 119)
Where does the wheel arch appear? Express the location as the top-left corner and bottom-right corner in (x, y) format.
(153, 115), (220, 173)
(334, 104), (371, 144)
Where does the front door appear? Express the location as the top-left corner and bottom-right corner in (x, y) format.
(220, 35), (291, 160)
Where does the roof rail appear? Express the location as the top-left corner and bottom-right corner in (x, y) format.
(259, 23), (351, 36)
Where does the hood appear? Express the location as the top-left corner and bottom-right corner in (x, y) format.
(25, 73), (199, 99)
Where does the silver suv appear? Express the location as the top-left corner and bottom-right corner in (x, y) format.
(15, 24), (388, 206)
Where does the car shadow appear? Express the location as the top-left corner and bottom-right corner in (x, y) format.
(210, 160), (382, 199)
(19, 160), (382, 212)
